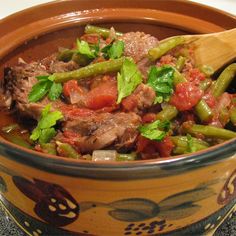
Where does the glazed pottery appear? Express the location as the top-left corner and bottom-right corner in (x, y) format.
(0, 1), (236, 235)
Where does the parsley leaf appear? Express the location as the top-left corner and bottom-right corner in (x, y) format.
(76, 39), (97, 59)
(30, 104), (63, 144)
(117, 58), (142, 103)
(139, 120), (170, 141)
(28, 75), (62, 103)
(147, 65), (175, 103)
(28, 79), (52, 103)
(48, 82), (63, 101)
(102, 40), (124, 59)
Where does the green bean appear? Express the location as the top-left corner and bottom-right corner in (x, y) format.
(57, 49), (75, 62)
(51, 57), (125, 83)
(230, 107), (236, 125)
(2, 123), (20, 133)
(41, 143), (57, 155)
(171, 136), (209, 154)
(156, 105), (178, 121)
(200, 65), (214, 77)
(194, 78), (213, 122)
(3, 133), (32, 149)
(117, 153), (137, 161)
(175, 56), (186, 72)
(199, 78), (212, 91)
(173, 68), (187, 85)
(194, 100), (213, 122)
(183, 124), (236, 140)
(85, 25), (123, 38)
(211, 63), (236, 98)
(148, 36), (185, 61)
(56, 141), (80, 159)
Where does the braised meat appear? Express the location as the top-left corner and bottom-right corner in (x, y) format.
(64, 112), (141, 153)
(119, 32), (158, 62)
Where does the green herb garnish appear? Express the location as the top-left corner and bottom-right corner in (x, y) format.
(28, 76), (62, 103)
(139, 120), (170, 141)
(117, 57), (142, 103)
(147, 65), (175, 103)
(30, 104), (63, 144)
(76, 39), (98, 59)
(102, 40), (124, 59)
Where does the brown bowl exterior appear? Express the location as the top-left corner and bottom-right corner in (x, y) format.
(0, 0), (236, 235)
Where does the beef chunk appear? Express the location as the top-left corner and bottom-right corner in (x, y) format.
(64, 112), (141, 153)
(122, 83), (156, 113)
(0, 55), (79, 120)
(119, 32), (158, 62)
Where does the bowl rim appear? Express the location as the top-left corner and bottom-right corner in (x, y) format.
(0, 0), (236, 179)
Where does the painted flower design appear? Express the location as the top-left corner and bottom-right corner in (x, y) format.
(12, 176), (79, 227)
(218, 169), (236, 205)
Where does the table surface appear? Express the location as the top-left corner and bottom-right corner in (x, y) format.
(0, 0), (235, 235)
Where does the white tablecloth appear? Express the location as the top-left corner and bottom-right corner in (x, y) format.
(0, 0), (235, 19)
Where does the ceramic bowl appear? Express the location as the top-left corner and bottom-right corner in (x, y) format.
(0, 1), (235, 235)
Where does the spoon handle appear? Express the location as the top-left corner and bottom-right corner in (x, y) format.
(193, 28), (236, 72)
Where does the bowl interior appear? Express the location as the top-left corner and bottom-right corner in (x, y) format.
(0, 0), (235, 173)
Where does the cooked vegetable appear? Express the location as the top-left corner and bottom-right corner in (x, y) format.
(51, 57), (125, 83)
(28, 76), (62, 102)
(76, 39), (97, 58)
(211, 63), (236, 98)
(102, 40), (124, 59)
(1, 25), (236, 161)
(56, 142), (80, 159)
(139, 120), (170, 141)
(30, 105), (63, 144)
(92, 150), (117, 161)
(2, 123), (19, 133)
(3, 132), (32, 149)
(117, 153), (137, 161)
(117, 57), (142, 103)
(85, 25), (123, 38)
(200, 65), (214, 77)
(194, 100), (213, 122)
(230, 107), (236, 125)
(156, 105), (178, 121)
(171, 135), (209, 154)
(148, 36), (185, 61)
(183, 124), (236, 140)
(41, 143), (57, 155)
(147, 65), (174, 103)
(175, 56), (186, 72)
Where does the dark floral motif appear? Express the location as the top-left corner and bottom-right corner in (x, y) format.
(0, 176), (7, 193)
(123, 199), (236, 236)
(12, 176), (79, 227)
(0, 195), (92, 236)
(218, 169), (236, 205)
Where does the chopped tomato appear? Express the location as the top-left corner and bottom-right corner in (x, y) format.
(85, 81), (118, 110)
(170, 82), (203, 111)
(63, 80), (82, 97)
(136, 135), (174, 158)
(154, 136), (174, 157)
(142, 113), (157, 123)
(80, 33), (100, 44)
(188, 68), (205, 83)
(122, 95), (138, 111)
(60, 105), (95, 119)
(203, 92), (216, 108)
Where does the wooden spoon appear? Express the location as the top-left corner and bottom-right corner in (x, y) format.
(149, 28), (236, 73)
